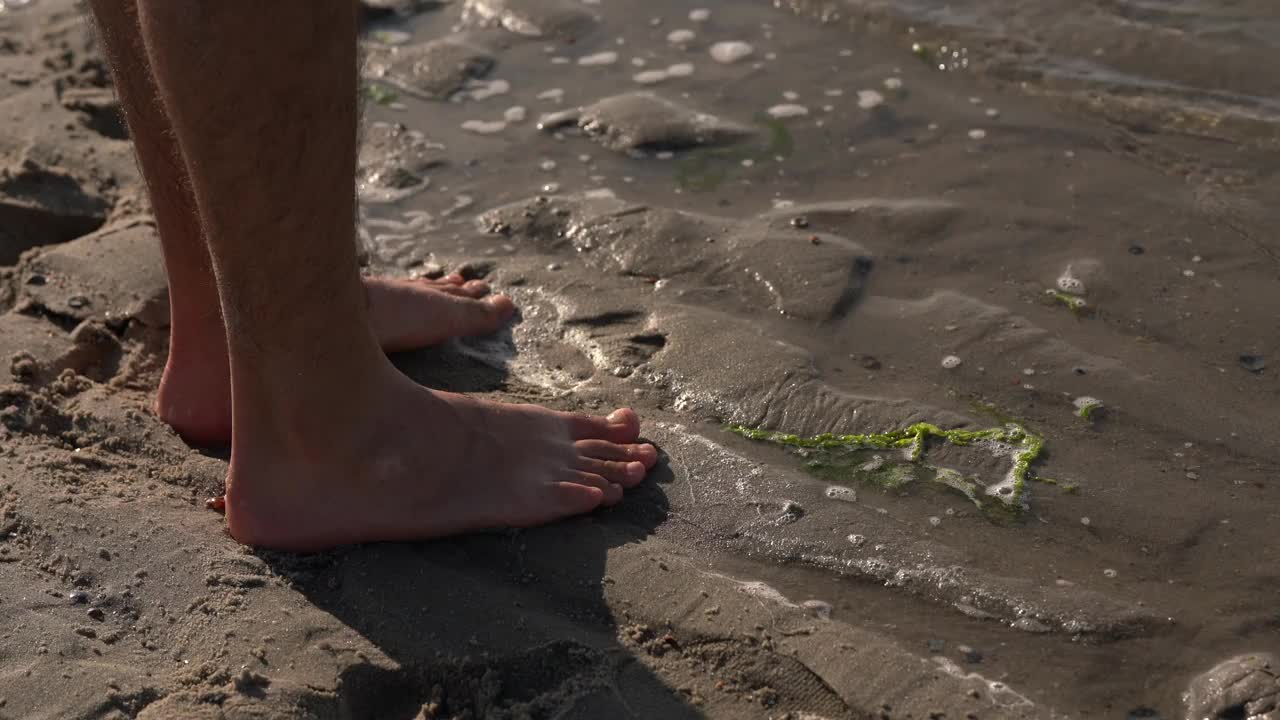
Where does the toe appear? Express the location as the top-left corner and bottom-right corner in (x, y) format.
(435, 280), (491, 298)
(568, 408), (641, 443)
(574, 439), (659, 468)
(576, 456), (648, 488)
(439, 294), (515, 336)
(569, 471), (624, 505)
(551, 481), (605, 516)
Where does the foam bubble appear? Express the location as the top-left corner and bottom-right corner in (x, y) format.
(667, 29), (696, 45)
(709, 41), (754, 64)
(468, 79), (510, 101)
(689, 8), (711, 22)
(633, 69), (669, 85)
(825, 486), (857, 503)
(503, 106), (527, 123)
(536, 88), (564, 102)
(968, 128), (987, 140)
(766, 103), (809, 119)
(883, 77), (903, 89)
(460, 119), (506, 135)
(857, 89), (884, 109)
(578, 51), (618, 66)
(665, 62), (695, 77)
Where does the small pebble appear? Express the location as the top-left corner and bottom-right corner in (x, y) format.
(503, 106), (527, 123)
(665, 63), (695, 77)
(689, 8), (711, 22)
(941, 355), (962, 369)
(68, 591), (89, 604)
(87, 607), (105, 621)
(985, 107), (1000, 118)
(968, 128), (987, 140)
(928, 516), (941, 527)
(539, 159), (557, 172)
(883, 77), (903, 89)
(847, 534), (866, 547)
(1103, 568), (1118, 578)
(958, 644), (984, 663)
(98, 548), (111, 560)
(1080, 516), (1091, 526)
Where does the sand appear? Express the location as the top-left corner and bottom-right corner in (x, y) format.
(2, 0), (1279, 717)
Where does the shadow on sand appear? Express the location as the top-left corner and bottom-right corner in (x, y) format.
(257, 341), (703, 719)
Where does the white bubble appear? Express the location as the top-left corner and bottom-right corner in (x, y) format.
(883, 77), (903, 90)
(824, 486), (857, 503)
(1056, 270), (1085, 295)
(665, 62), (695, 77)
(633, 69), (669, 85)
(667, 29), (696, 45)
(782, 90), (800, 101)
(460, 120), (506, 135)
(709, 41), (754, 64)
(536, 88), (564, 102)
(1080, 516), (1091, 526)
(578, 51), (618, 66)
(857, 89), (884, 109)
(469, 79), (510, 101)
(985, 107), (1001, 118)
(766, 103), (809, 119)
(539, 159), (557, 172)
(968, 128), (987, 140)
(503, 106), (527, 123)
(941, 355), (962, 369)
(689, 8), (711, 22)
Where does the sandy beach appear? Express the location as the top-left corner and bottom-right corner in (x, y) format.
(1, 0), (1278, 717)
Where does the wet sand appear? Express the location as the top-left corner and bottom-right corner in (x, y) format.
(1, 0), (1278, 717)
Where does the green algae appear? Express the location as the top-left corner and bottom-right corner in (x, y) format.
(364, 83), (399, 106)
(1045, 289), (1090, 315)
(1073, 396), (1104, 421)
(675, 116), (795, 192)
(729, 421), (1053, 519)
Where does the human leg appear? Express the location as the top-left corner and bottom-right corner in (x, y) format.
(132, 0), (654, 549)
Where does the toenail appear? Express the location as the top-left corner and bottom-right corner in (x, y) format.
(607, 409), (629, 423)
(628, 461), (646, 479)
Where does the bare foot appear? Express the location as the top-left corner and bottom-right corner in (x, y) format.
(224, 365), (658, 550)
(157, 273), (515, 446)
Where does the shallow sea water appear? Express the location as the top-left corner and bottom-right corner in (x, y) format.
(357, 0), (1280, 714)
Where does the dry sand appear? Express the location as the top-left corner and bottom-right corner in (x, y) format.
(2, 0), (1279, 718)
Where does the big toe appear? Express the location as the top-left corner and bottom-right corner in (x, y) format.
(568, 408), (642, 443)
